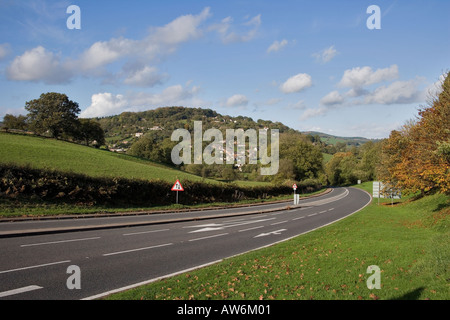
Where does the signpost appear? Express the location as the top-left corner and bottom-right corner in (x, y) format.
(171, 179), (184, 204)
(373, 181), (401, 205)
(373, 181), (382, 205)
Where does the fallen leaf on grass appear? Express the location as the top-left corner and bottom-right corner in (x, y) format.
(369, 293), (380, 300)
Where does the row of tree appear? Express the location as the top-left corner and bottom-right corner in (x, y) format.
(2, 92), (105, 147)
(325, 141), (381, 186)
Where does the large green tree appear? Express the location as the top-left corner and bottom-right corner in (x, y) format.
(74, 119), (106, 147)
(279, 133), (324, 181)
(25, 92), (80, 139)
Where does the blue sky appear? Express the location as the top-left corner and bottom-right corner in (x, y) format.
(0, 0), (448, 138)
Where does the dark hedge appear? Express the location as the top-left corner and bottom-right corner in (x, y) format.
(0, 164), (321, 207)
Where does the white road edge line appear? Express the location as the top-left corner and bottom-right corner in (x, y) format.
(0, 285), (43, 298)
(0, 260), (71, 275)
(21, 237), (101, 247)
(102, 243), (173, 256)
(82, 260), (224, 300)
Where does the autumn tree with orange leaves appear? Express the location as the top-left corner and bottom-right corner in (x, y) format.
(379, 72), (450, 194)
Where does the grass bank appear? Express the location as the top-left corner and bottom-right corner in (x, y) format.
(0, 132), (215, 184)
(105, 182), (449, 300)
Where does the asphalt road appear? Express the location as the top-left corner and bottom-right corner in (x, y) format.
(0, 187), (371, 300)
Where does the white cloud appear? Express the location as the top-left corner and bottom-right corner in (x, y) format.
(131, 84), (200, 107)
(77, 38), (134, 72)
(304, 66), (427, 121)
(6, 8), (212, 86)
(210, 14), (261, 44)
(5, 8), (264, 87)
(312, 45), (338, 63)
(149, 7), (211, 46)
(338, 65), (399, 88)
(363, 78), (424, 105)
(267, 39), (288, 53)
(81, 93), (129, 118)
(320, 90), (345, 105)
(226, 94), (249, 107)
(123, 66), (168, 87)
(280, 73), (312, 94)
(6, 46), (72, 84)
(80, 84), (204, 118)
(424, 73), (446, 99)
(77, 7), (211, 73)
(299, 107), (328, 121)
(319, 78), (423, 109)
(286, 100), (306, 110)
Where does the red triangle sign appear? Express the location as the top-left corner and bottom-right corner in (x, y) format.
(171, 179), (184, 191)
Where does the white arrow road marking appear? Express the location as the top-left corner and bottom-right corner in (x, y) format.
(188, 233), (229, 242)
(254, 229), (287, 238)
(186, 218), (275, 233)
(0, 285), (43, 298)
(189, 227), (224, 233)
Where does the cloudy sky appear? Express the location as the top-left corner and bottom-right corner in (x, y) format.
(0, 0), (448, 138)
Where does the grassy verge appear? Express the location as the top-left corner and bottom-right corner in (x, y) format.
(105, 182), (449, 300)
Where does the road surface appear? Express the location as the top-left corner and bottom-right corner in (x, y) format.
(0, 187), (371, 300)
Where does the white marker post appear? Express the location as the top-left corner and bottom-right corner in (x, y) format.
(171, 179), (184, 204)
(293, 183), (298, 205)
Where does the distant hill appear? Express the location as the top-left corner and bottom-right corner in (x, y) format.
(94, 106), (300, 152)
(302, 131), (378, 147)
(92, 107), (377, 152)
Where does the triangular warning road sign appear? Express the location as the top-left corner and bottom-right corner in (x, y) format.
(171, 179), (184, 191)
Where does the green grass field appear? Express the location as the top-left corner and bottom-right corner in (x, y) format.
(0, 132), (274, 189)
(105, 182), (449, 300)
(0, 132), (220, 183)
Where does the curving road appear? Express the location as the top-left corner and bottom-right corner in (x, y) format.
(0, 187), (371, 300)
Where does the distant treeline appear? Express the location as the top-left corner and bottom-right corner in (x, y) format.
(0, 164), (322, 207)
